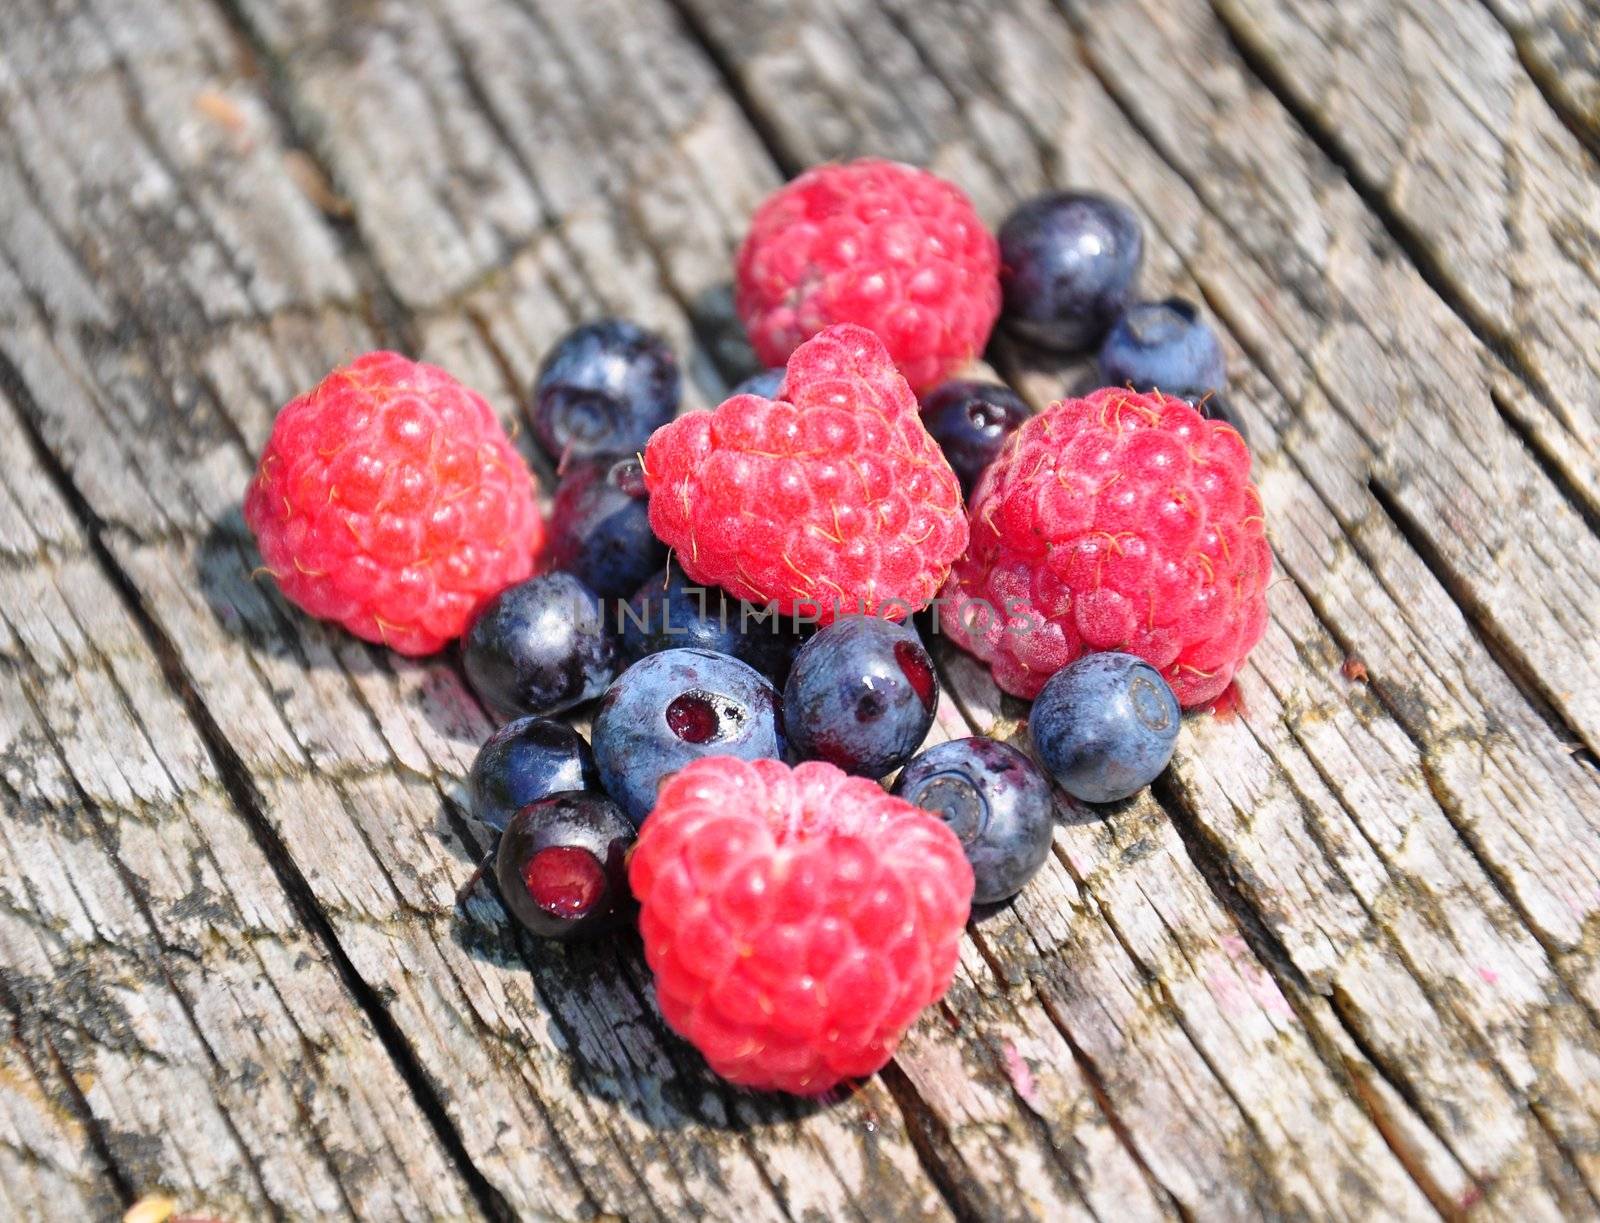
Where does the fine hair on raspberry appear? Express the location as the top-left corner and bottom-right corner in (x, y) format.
(643, 324), (967, 625)
(629, 756), (973, 1094)
(244, 351), (544, 656)
(736, 159), (1001, 391)
(943, 387), (1270, 706)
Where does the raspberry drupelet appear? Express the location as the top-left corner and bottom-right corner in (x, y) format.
(736, 159), (1001, 392)
(942, 387), (1270, 707)
(630, 756), (974, 1094)
(245, 351), (543, 656)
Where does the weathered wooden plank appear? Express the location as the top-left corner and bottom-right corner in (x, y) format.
(1212, 0), (1600, 521)
(677, 0), (1600, 1212)
(1032, 0), (1600, 949)
(0, 993), (120, 1221)
(897, 697), (1178, 1222)
(1064, 0), (1600, 754)
(1483, 0), (1600, 155)
(5, 0), (1386, 1213)
(0, 0), (1137, 1215)
(0, 395), (478, 1217)
(935, 629), (1474, 1218)
(7, 0), (1600, 1220)
(994, 8), (1600, 1209)
(216, 0), (1194, 1212)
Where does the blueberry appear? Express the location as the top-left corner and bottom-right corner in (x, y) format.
(999, 192), (1143, 352)
(621, 563), (800, 684)
(468, 717), (600, 833)
(893, 737), (1054, 904)
(783, 617), (937, 778)
(529, 319), (679, 461)
(493, 793), (635, 939)
(547, 454), (667, 599)
(731, 367), (785, 399)
(1029, 653), (1180, 803)
(593, 648), (785, 825)
(1098, 298), (1226, 402)
(463, 572), (619, 720)
(919, 380), (1029, 496)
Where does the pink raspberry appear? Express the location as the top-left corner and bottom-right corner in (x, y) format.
(942, 388), (1270, 707)
(643, 324), (967, 624)
(736, 159), (1001, 392)
(629, 756), (973, 1094)
(244, 351), (544, 656)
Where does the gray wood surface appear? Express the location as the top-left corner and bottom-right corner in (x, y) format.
(0, 0), (1596, 1219)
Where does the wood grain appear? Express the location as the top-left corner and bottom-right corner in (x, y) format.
(1211, 0), (1600, 520)
(1, 0), (1598, 1217)
(1483, 0), (1600, 156)
(0, 384), (480, 1220)
(679, 0), (1600, 1213)
(2, 0), (1149, 1216)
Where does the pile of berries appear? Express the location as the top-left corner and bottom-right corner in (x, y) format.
(244, 162), (1269, 1096)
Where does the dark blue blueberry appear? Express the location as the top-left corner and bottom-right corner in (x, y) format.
(593, 648), (785, 825)
(999, 192), (1143, 352)
(468, 717), (600, 833)
(1029, 653), (1180, 803)
(783, 617), (937, 778)
(547, 454), (667, 599)
(919, 380), (1030, 496)
(529, 319), (679, 462)
(492, 793), (635, 940)
(463, 572), (619, 720)
(621, 563), (801, 684)
(731, 367), (785, 399)
(893, 737), (1055, 904)
(1098, 298), (1226, 402)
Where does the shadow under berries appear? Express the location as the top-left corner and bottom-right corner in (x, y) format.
(449, 881), (832, 1134)
(689, 280), (765, 393)
(198, 507), (523, 754)
(197, 508), (339, 666)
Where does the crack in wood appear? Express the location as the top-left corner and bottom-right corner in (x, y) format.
(877, 1061), (990, 1223)
(959, 926), (1187, 1218)
(1201, 0), (1600, 510)
(1150, 769), (1489, 1200)
(1365, 477), (1598, 769)
(207, 0), (421, 353)
(4, 632), (312, 1220)
(990, 237), (1581, 1212)
(0, 342), (513, 1220)
(1477, 0), (1600, 164)
(0, 974), (133, 1213)
(659, 0), (805, 178)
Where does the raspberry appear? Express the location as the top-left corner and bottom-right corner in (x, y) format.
(736, 159), (1001, 392)
(630, 757), (973, 1094)
(942, 388), (1270, 707)
(643, 325), (968, 624)
(244, 351), (543, 656)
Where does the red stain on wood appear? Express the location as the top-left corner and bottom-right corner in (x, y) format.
(1207, 681), (1248, 721)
